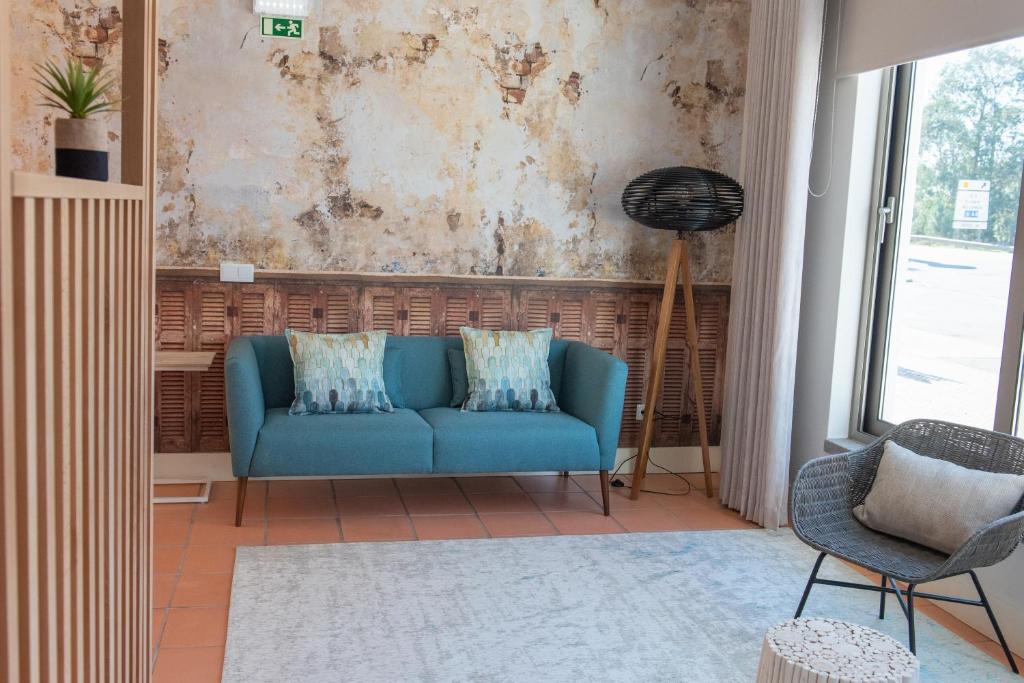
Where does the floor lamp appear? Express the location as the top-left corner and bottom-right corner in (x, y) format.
(621, 166), (744, 500)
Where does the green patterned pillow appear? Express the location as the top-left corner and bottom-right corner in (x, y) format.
(459, 327), (559, 412)
(286, 329), (394, 415)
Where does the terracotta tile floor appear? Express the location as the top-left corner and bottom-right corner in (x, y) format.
(151, 473), (1017, 681)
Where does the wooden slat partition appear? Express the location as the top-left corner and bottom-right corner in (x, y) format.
(155, 272), (731, 453)
(1, 0), (14, 679)
(1, 173), (153, 682)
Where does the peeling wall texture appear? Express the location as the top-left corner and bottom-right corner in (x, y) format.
(13, 0), (750, 283)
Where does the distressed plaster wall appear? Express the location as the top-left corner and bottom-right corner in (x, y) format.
(12, 0), (750, 282)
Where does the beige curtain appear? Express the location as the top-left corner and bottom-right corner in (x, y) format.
(720, 0), (825, 529)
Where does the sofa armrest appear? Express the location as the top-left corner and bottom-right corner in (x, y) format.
(226, 337), (266, 477)
(559, 342), (628, 470)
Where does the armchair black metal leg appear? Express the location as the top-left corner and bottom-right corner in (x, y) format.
(794, 552), (826, 618)
(906, 584), (916, 654)
(970, 570), (1019, 674)
(878, 574), (887, 619)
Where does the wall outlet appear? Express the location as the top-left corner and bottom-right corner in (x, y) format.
(219, 262), (255, 283)
(635, 403), (645, 421)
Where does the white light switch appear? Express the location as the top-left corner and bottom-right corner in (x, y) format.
(220, 262), (255, 283)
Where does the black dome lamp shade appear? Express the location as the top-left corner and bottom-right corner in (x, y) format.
(621, 166), (744, 503)
(621, 166), (744, 233)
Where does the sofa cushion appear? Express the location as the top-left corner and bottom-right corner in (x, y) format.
(459, 327), (559, 412)
(250, 407), (433, 476)
(854, 440), (1024, 553)
(420, 407), (599, 473)
(286, 329), (393, 415)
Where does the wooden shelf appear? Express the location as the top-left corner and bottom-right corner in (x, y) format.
(155, 350), (216, 373)
(12, 171), (146, 200)
(155, 265), (732, 292)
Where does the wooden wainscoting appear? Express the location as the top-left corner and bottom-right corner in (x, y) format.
(154, 270), (730, 454)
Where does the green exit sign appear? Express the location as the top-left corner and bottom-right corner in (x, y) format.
(261, 16), (303, 39)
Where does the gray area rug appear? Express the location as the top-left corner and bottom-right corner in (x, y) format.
(222, 530), (1014, 682)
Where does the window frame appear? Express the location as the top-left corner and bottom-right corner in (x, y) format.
(860, 64), (915, 437)
(857, 60), (1024, 437)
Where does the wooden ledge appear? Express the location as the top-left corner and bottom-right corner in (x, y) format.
(13, 171), (146, 201)
(156, 266), (731, 291)
(155, 351), (217, 373)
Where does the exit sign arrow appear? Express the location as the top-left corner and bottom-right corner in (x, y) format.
(260, 16), (303, 39)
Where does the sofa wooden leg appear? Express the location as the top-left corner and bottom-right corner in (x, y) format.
(235, 477), (248, 527)
(599, 470), (610, 516)
(560, 470), (570, 478)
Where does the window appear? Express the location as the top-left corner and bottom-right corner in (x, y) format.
(862, 37), (1024, 436)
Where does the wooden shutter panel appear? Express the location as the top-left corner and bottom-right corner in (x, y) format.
(517, 291), (586, 339)
(517, 290), (554, 331)
(195, 284), (231, 451)
(657, 346), (687, 444)
(236, 284), (277, 336)
(363, 287), (399, 333)
(479, 290), (512, 329)
(688, 292), (728, 443)
(619, 294), (656, 446)
(279, 285), (318, 332)
(404, 288), (438, 336)
(652, 290), (730, 446)
(323, 286), (357, 334)
(155, 284), (190, 451)
(556, 296), (585, 340)
(442, 292), (471, 336)
(655, 296), (690, 445)
(443, 288), (513, 334)
(587, 295), (620, 354)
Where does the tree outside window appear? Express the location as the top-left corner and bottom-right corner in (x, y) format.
(912, 43), (1024, 246)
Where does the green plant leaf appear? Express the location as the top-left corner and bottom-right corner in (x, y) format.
(34, 57), (115, 119)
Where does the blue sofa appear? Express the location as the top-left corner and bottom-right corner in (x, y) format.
(225, 335), (628, 525)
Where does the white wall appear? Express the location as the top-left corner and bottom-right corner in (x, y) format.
(791, 0), (881, 477)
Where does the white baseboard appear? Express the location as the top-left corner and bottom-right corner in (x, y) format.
(154, 446), (721, 482)
(613, 446), (721, 475)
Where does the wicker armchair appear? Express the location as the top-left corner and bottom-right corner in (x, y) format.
(791, 419), (1024, 673)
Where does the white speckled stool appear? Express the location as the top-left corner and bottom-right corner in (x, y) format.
(756, 618), (920, 683)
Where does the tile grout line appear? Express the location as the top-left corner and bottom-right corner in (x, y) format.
(330, 479), (344, 542)
(453, 477), (493, 539)
(395, 478), (421, 541)
(152, 501), (198, 665)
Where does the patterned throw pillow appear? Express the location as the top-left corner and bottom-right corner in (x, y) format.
(286, 329), (394, 415)
(459, 327), (559, 412)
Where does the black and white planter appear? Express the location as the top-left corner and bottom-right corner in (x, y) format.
(54, 117), (108, 181)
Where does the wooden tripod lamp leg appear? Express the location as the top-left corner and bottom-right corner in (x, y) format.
(679, 242), (714, 498)
(630, 238), (684, 500)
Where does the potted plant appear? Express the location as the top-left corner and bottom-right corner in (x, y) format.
(34, 58), (117, 181)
